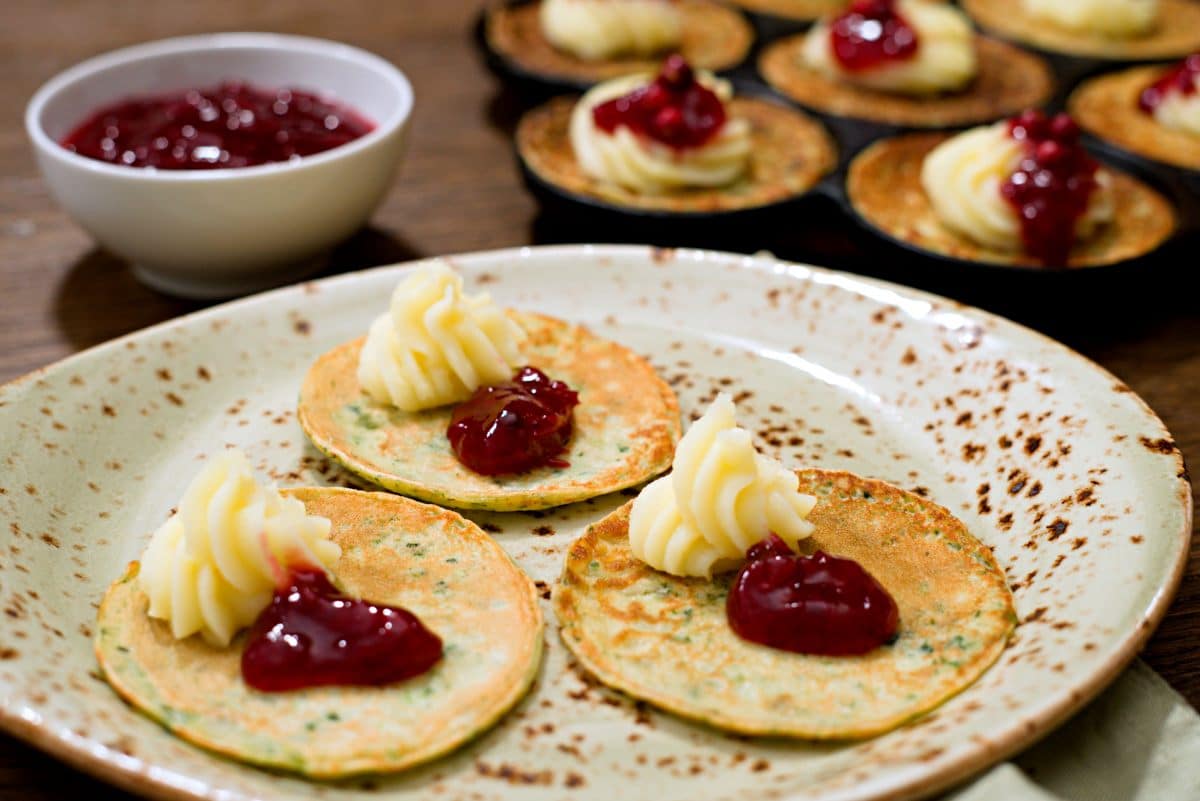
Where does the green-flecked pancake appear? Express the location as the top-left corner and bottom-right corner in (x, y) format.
(554, 469), (1017, 739)
(759, 35), (1055, 129)
(95, 488), (543, 778)
(727, 0), (842, 22)
(847, 133), (1177, 269)
(517, 95), (837, 214)
(1069, 65), (1200, 172)
(485, 0), (754, 87)
(298, 311), (681, 511)
(962, 0), (1200, 60)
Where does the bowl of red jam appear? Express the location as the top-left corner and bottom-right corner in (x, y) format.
(26, 33), (414, 298)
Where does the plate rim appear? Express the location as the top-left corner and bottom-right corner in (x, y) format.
(0, 243), (1191, 801)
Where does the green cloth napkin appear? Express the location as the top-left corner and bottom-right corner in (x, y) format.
(943, 660), (1200, 801)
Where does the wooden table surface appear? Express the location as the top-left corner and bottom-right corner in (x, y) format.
(0, 1), (1196, 798)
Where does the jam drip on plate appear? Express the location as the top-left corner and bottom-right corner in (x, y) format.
(241, 569), (442, 692)
(447, 366), (580, 476)
(592, 54), (727, 150)
(726, 535), (899, 656)
(61, 82), (374, 170)
(1000, 110), (1100, 267)
(830, 0), (919, 72)
(1139, 52), (1200, 113)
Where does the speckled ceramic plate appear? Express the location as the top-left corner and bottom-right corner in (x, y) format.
(0, 246), (1190, 801)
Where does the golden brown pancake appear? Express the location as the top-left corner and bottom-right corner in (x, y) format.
(554, 469), (1017, 739)
(95, 488), (544, 778)
(847, 132), (1177, 269)
(759, 35), (1055, 128)
(484, 0), (754, 86)
(517, 95), (837, 213)
(1069, 65), (1200, 172)
(962, 0), (1200, 60)
(298, 310), (680, 511)
(726, 0), (843, 22)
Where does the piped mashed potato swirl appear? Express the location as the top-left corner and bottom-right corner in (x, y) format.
(540, 0), (683, 61)
(802, 0), (978, 95)
(570, 73), (751, 193)
(138, 450), (340, 647)
(1021, 0), (1158, 37)
(628, 393), (815, 577)
(1153, 76), (1200, 137)
(357, 263), (525, 412)
(919, 122), (1114, 252)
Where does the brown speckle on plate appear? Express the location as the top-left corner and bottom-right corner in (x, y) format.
(475, 761), (554, 786)
(1047, 519), (1070, 540)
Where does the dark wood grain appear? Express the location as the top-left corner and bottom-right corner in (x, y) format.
(0, 1), (1196, 798)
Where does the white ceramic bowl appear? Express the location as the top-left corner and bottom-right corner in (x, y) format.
(26, 33), (414, 299)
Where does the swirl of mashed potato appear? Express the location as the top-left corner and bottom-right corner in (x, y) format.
(628, 394), (816, 578)
(1152, 72), (1200, 136)
(357, 263), (525, 412)
(919, 121), (1114, 252)
(569, 72), (751, 194)
(1021, 0), (1158, 37)
(138, 450), (341, 647)
(801, 0), (978, 95)
(540, 0), (683, 61)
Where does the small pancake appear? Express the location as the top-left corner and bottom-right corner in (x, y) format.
(517, 95), (837, 214)
(485, 0), (754, 87)
(554, 469), (1016, 739)
(95, 488), (543, 778)
(759, 35), (1054, 128)
(726, 0), (843, 22)
(962, 0), (1200, 60)
(298, 311), (680, 511)
(1069, 65), (1200, 172)
(847, 132), (1177, 269)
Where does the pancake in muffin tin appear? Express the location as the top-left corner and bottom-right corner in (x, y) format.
(484, 0), (754, 88)
(961, 0), (1200, 60)
(759, 35), (1055, 128)
(95, 488), (544, 778)
(726, 0), (843, 22)
(555, 469), (1017, 739)
(1069, 64), (1200, 172)
(517, 94), (837, 214)
(846, 132), (1177, 269)
(299, 310), (681, 511)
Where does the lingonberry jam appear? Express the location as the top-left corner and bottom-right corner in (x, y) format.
(241, 569), (442, 692)
(829, 0), (919, 72)
(726, 535), (899, 656)
(591, 54), (727, 149)
(1138, 52), (1200, 113)
(61, 82), (373, 170)
(447, 366), (579, 476)
(1000, 110), (1100, 267)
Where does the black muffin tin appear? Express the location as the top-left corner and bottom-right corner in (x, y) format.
(477, 0), (1200, 274)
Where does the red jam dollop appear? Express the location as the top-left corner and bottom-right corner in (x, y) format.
(726, 535), (899, 656)
(447, 366), (580, 476)
(829, 0), (919, 72)
(1138, 52), (1200, 113)
(60, 81), (374, 170)
(591, 54), (727, 150)
(241, 569), (442, 692)
(999, 110), (1100, 267)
